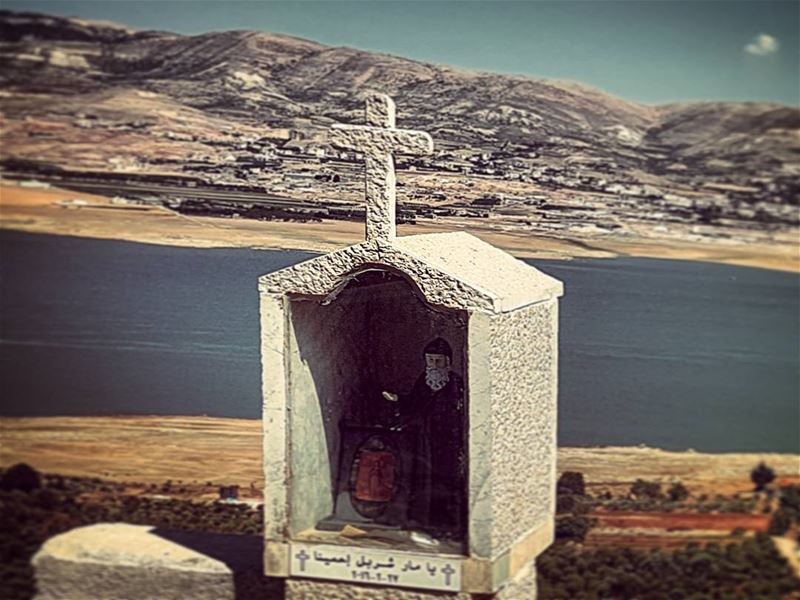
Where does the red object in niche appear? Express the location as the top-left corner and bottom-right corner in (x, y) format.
(354, 450), (396, 502)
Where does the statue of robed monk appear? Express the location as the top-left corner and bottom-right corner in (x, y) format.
(383, 337), (466, 539)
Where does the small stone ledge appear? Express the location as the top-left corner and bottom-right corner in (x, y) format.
(32, 523), (282, 600)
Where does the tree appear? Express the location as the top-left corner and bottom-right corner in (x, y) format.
(0, 463), (41, 493)
(750, 462), (776, 491)
(667, 482), (690, 502)
(556, 493), (578, 514)
(630, 478), (662, 499)
(555, 515), (593, 542)
(556, 493), (592, 515)
(557, 471), (586, 497)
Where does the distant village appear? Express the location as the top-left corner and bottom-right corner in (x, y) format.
(2, 108), (798, 249)
(1, 7), (798, 253)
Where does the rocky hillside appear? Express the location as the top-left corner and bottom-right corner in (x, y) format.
(1, 9), (798, 238)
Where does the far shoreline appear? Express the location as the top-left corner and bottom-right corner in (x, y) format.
(2, 184), (798, 273)
(1, 414), (797, 457)
(2, 415), (798, 497)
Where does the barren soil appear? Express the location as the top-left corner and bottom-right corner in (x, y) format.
(2, 184), (798, 272)
(559, 446), (800, 497)
(1, 416), (797, 497)
(593, 511), (770, 532)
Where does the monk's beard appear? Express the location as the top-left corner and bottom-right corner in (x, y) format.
(425, 366), (450, 392)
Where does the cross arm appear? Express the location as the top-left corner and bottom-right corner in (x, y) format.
(329, 124), (433, 156)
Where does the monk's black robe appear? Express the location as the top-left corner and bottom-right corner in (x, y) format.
(399, 372), (466, 538)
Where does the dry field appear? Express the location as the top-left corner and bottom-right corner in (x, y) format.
(558, 446), (800, 497)
(0, 416), (263, 489)
(3, 416), (799, 572)
(2, 183), (798, 272)
(593, 511), (770, 532)
(1, 416), (797, 497)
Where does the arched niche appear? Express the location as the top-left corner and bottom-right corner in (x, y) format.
(285, 265), (468, 548)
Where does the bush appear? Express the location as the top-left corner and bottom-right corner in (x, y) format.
(32, 488), (61, 510)
(1, 463), (42, 493)
(779, 485), (800, 517)
(719, 498), (751, 513)
(630, 478), (662, 499)
(557, 471), (586, 497)
(768, 508), (793, 536)
(556, 493), (593, 515)
(537, 536), (800, 599)
(555, 515), (593, 542)
(750, 462), (776, 491)
(667, 482), (690, 502)
(556, 493), (577, 514)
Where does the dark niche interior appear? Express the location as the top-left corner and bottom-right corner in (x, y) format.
(288, 267), (468, 551)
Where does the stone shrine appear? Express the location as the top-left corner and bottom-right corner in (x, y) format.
(260, 94), (564, 598)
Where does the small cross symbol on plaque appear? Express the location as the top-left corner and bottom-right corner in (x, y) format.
(329, 93), (433, 242)
(295, 549), (310, 572)
(441, 563), (456, 586)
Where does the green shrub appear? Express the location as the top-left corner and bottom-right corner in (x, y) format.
(555, 515), (593, 542)
(556, 493), (592, 515)
(719, 498), (751, 513)
(768, 508), (793, 536)
(32, 488), (61, 510)
(537, 532), (800, 599)
(630, 478), (662, 499)
(667, 482), (690, 502)
(779, 485), (800, 520)
(750, 462), (776, 491)
(1, 463), (42, 493)
(557, 471), (586, 497)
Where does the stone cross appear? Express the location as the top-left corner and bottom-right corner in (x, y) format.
(295, 549), (310, 572)
(441, 564), (456, 586)
(329, 94), (433, 242)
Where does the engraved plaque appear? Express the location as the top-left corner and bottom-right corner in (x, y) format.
(289, 543), (461, 592)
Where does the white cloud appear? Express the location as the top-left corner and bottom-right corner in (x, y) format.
(745, 33), (779, 56)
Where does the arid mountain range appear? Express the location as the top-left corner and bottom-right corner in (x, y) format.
(1, 9), (798, 247)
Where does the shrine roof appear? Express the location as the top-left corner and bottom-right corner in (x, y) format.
(259, 231), (563, 313)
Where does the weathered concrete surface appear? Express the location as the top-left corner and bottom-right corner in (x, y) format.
(487, 300), (558, 555)
(466, 301), (558, 566)
(286, 579), (472, 600)
(259, 232), (563, 313)
(284, 560), (537, 599)
(33, 523), (280, 600)
(329, 93), (433, 242)
(261, 293), (289, 542)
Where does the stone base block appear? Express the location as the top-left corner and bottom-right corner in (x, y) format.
(33, 523), (280, 600)
(285, 560), (537, 600)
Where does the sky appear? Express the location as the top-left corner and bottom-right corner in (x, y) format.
(4, 0), (798, 106)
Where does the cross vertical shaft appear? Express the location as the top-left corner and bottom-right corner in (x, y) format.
(364, 94), (396, 241)
(365, 151), (396, 241)
(329, 94), (433, 243)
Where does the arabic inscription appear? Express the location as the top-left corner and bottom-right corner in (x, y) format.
(289, 543), (461, 592)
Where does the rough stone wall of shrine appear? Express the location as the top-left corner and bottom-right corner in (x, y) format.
(487, 299), (558, 555)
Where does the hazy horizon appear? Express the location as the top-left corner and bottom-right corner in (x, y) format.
(3, 0), (798, 107)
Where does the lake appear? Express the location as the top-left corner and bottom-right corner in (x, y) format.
(1, 230), (797, 452)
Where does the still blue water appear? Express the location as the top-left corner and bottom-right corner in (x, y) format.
(1, 230), (797, 452)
